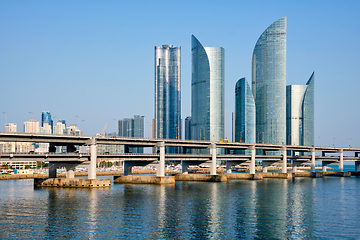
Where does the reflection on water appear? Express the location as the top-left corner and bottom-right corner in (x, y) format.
(0, 177), (360, 239)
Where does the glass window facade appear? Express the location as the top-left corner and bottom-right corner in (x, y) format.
(154, 45), (181, 142)
(191, 35), (224, 144)
(41, 111), (53, 133)
(252, 17), (287, 146)
(286, 72), (315, 153)
(235, 78), (256, 147)
(118, 115), (144, 153)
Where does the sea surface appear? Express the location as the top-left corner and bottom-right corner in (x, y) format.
(0, 171), (360, 239)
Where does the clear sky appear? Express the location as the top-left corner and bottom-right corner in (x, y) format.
(1, 0), (359, 148)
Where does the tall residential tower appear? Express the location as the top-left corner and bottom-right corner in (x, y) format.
(191, 35), (224, 144)
(252, 17), (287, 146)
(154, 44), (181, 143)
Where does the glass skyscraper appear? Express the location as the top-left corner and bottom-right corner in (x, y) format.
(41, 111), (53, 133)
(191, 35), (224, 144)
(252, 17), (287, 146)
(286, 72), (315, 148)
(154, 44), (181, 142)
(235, 78), (256, 145)
(118, 115), (144, 153)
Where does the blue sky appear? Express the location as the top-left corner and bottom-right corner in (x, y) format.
(1, 0), (359, 148)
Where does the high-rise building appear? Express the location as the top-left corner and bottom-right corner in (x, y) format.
(154, 44), (181, 143)
(24, 120), (39, 133)
(252, 16), (287, 147)
(118, 115), (144, 153)
(41, 111), (53, 133)
(5, 123), (17, 133)
(191, 35), (225, 144)
(185, 117), (192, 140)
(286, 72), (315, 148)
(53, 120), (66, 135)
(235, 78), (256, 145)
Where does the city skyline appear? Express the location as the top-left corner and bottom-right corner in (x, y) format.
(1, 1), (359, 148)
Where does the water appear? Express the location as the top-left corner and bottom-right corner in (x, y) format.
(1, 176), (360, 239)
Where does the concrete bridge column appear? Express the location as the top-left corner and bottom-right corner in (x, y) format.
(250, 145), (255, 174)
(181, 161), (190, 174)
(339, 149), (344, 172)
(292, 160), (298, 173)
(210, 143), (217, 175)
(157, 141), (165, 177)
(66, 169), (75, 178)
(355, 162), (360, 172)
(322, 162), (328, 172)
(49, 163), (57, 178)
(226, 161), (232, 173)
(88, 137), (97, 179)
(124, 161), (133, 176)
(311, 148), (316, 173)
(282, 147), (287, 174)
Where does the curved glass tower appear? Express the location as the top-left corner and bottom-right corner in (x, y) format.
(235, 78), (255, 144)
(191, 35), (224, 143)
(154, 44), (181, 143)
(252, 17), (287, 146)
(302, 72), (314, 147)
(286, 72), (315, 149)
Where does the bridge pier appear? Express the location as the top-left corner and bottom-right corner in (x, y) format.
(262, 161), (272, 173)
(282, 147), (287, 173)
(339, 149), (344, 172)
(88, 138), (97, 179)
(250, 145), (255, 174)
(157, 142), (165, 177)
(292, 160), (298, 173)
(355, 161), (360, 172)
(210, 143), (217, 175)
(311, 148), (316, 172)
(49, 164), (57, 178)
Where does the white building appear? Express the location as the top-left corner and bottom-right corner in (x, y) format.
(5, 123), (17, 133)
(24, 120), (39, 133)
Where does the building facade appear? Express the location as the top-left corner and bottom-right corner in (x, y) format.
(41, 111), (53, 133)
(24, 120), (39, 133)
(252, 16), (287, 147)
(154, 44), (181, 144)
(191, 35), (225, 144)
(5, 123), (17, 133)
(286, 72), (315, 149)
(235, 78), (256, 145)
(118, 115), (144, 153)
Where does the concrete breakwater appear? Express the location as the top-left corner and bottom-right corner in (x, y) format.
(0, 166), (337, 181)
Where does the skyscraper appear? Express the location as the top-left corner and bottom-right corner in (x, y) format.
(286, 72), (315, 148)
(185, 117), (192, 140)
(118, 115), (144, 153)
(191, 35), (225, 144)
(41, 111), (53, 133)
(252, 17), (287, 146)
(154, 44), (181, 143)
(235, 78), (256, 145)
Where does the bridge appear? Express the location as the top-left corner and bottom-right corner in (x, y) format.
(1, 132), (360, 180)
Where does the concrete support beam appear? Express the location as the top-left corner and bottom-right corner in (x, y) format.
(124, 161), (133, 176)
(157, 142), (165, 177)
(355, 162), (360, 172)
(210, 143), (217, 175)
(338, 149), (344, 172)
(282, 147), (287, 173)
(311, 148), (316, 173)
(49, 163), (57, 178)
(88, 138), (97, 179)
(250, 145), (255, 174)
